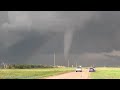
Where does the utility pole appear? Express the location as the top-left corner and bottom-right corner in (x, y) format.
(68, 59), (69, 67)
(2, 62), (5, 69)
(54, 51), (55, 67)
(76, 61), (77, 67)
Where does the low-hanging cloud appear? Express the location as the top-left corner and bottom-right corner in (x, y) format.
(104, 50), (120, 57)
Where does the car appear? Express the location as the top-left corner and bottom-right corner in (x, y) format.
(75, 66), (82, 72)
(89, 67), (95, 72)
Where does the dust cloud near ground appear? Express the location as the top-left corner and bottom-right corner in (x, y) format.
(44, 69), (90, 79)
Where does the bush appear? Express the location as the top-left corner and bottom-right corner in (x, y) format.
(5, 64), (54, 69)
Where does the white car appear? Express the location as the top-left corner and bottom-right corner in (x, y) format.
(75, 66), (82, 72)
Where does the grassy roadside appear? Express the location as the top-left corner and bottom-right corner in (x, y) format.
(90, 67), (120, 79)
(0, 67), (74, 79)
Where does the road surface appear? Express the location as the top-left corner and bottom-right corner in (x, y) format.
(44, 69), (90, 79)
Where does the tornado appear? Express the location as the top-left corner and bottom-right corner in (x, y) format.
(63, 11), (97, 62)
(64, 30), (74, 61)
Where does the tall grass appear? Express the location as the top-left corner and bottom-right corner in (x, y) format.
(0, 67), (74, 79)
(90, 67), (120, 79)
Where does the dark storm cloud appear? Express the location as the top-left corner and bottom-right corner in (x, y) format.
(71, 11), (120, 54)
(1, 11), (120, 66)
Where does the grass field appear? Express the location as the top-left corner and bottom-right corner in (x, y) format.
(0, 67), (74, 79)
(90, 67), (120, 79)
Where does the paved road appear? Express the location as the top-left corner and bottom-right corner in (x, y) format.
(45, 69), (90, 79)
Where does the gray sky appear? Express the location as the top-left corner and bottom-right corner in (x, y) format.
(0, 11), (120, 66)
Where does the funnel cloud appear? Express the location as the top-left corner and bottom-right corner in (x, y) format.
(64, 30), (74, 61)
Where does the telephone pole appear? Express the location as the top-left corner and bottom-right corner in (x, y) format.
(54, 51), (55, 67)
(68, 59), (69, 67)
(76, 61), (77, 67)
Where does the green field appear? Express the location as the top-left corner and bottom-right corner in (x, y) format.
(0, 67), (74, 79)
(90, 67), (120, 79)
(1, 67), (120, 79)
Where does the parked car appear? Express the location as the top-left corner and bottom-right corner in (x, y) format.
(76, 66), (82, 72)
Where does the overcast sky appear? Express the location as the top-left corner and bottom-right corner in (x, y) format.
(0, 11), (120, 66)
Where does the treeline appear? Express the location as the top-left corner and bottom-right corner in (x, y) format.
(0, 64), (55, 69)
